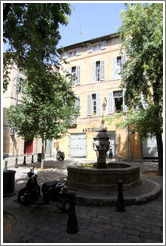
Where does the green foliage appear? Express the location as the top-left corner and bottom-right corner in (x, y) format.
(109, 3), (163, 139)
(3, 3), (71, 91)
(6, 70), (79, 141)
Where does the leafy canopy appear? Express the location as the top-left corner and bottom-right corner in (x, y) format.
(107, 3), (163, 139)
(6, 70), (79, 141)
(3, 3), (71, 91)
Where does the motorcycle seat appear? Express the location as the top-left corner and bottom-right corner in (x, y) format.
(42, 181), (59, 188)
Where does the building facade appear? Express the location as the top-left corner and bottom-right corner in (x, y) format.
(58, 33), (158, 160)
(3, 62), (55, 158)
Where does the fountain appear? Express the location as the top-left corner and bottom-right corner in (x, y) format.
(66, 98), (161, 206)
(67, 124), (141, 191)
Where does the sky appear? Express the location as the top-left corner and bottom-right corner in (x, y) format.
(58, 2), (126, 48)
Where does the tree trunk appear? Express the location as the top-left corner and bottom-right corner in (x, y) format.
(41, 137), (45, 169)
(156, 133), (163, 176)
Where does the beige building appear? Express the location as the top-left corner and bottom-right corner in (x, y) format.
(3, 33), (158, 160)
(3, 62), (55, 158)
(57, 32), (159, 160)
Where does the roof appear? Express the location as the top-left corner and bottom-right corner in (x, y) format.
(58, 32), (120, 53)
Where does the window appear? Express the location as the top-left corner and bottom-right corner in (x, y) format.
(69, 51), (76, 58)
(16, 76), (24, 93)
(67, 66), (80, 85)
(88, 40), (106, 53)
(114, 91), (123, 112)
(108, 89), (127, 114)
(87, 93), (100, 116)
(92, 60), (105, 82)
(112, 55), (127, 80)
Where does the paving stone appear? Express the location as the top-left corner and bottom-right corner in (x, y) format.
(3, 158), (163, 244)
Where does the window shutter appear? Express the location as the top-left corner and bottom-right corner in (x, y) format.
(108, 91), (114, 114)
(100, 60), (105, 80)
(88, 45), (92, 53)
(66, 67), (71, 82)
(121, 54), (127, 65)
(76, 66), (80, 85)
(92, 62), (96, 82)
(123, 88), (128, 112)
(76, 47), (81, 56)
(62, 52), (68, 59)
(96, 94), (100, 115)
(87, 95), (92, 116)
(16, 76), (20, 92)
(101, 40), (106, 50)
(76, 96), (80, 115)
(112, 57), (117, 80)
(141, 94), (148, 109)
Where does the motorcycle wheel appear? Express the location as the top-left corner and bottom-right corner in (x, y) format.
(59, 201), (70, 213)
(17, 188), (32, 205)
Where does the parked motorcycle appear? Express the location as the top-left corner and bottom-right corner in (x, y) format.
(56, 150), (65, 161)
(17, 167), (70, 212)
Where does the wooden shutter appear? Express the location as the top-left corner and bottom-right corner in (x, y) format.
(76, 96), (80, 115)
(92, 62), (96, 82)
(87, 95), (92, 115)
(76, 47), (81, 56)
(112, 57), (117, 80)
(16, 76), (20, 92)
(100, 60), (105, 80)
(108, 91), (114, 114)
(123, 88), (128, 112)
(88, 45), (92, 53)
(101, 40), (106, 50)
(96, 94), (100, 115)
(76, 66), (80, 85)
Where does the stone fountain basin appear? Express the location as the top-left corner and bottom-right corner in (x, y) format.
(67, 162), (141, 191)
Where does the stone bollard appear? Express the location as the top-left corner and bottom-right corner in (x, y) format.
(31, 155), (34, 163)
(116, 180), (125, 212)
(23, 155), (26, 165)
(4, 160), (8, 171)
(66, 191), (79, 234)
(14, 157), (18, 168)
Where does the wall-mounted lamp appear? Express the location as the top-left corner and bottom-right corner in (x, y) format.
(102, 97), (107, 112)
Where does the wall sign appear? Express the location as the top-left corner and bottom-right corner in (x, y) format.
(82, 127), (107, 132)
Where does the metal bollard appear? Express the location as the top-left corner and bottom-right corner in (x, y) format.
(116, 180), (125, 212)
(23, 155), (26, 165)
(31, 155), (34, 163)
(14, 157), (18, 168)
(67, 191), (79, 234)
(4, 161), (8, 171)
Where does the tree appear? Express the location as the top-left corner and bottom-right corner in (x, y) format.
(4, 3), (80, 168)
(108, 3), (163, 175)
(3, 3), (71, 91)
(6, 69), (79, 169)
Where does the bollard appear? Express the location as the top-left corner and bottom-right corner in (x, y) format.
(4, 161), (8, 171)
(14, 157), (18, 168)
(116, 180), (125, 212)
(67, 191), (79, 234)
(31, 155), (34, 163)
(23, 155), (26, 165)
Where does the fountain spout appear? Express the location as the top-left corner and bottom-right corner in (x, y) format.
(93, 125), (110, 168)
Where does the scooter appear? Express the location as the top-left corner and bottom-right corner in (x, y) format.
(17, 167), (70, 212)
(56, 150), (65, 161)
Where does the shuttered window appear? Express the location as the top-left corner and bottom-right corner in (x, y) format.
(101, 40), (106, 50)
(87, 94), (100, 116)
(16, 76), (24, 93)
(112, 57), (122, 80)
(108, 89), (127, 114)
(76, 47), (81, 56)
(92, 60), (105, 82)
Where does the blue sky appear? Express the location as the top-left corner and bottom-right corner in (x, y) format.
(58, 2), (126, 48)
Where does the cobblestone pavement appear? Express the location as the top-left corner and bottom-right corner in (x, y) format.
(3, 157), (164, 244)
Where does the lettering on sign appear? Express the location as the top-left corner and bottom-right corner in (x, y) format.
(82, 127), (107, 132)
